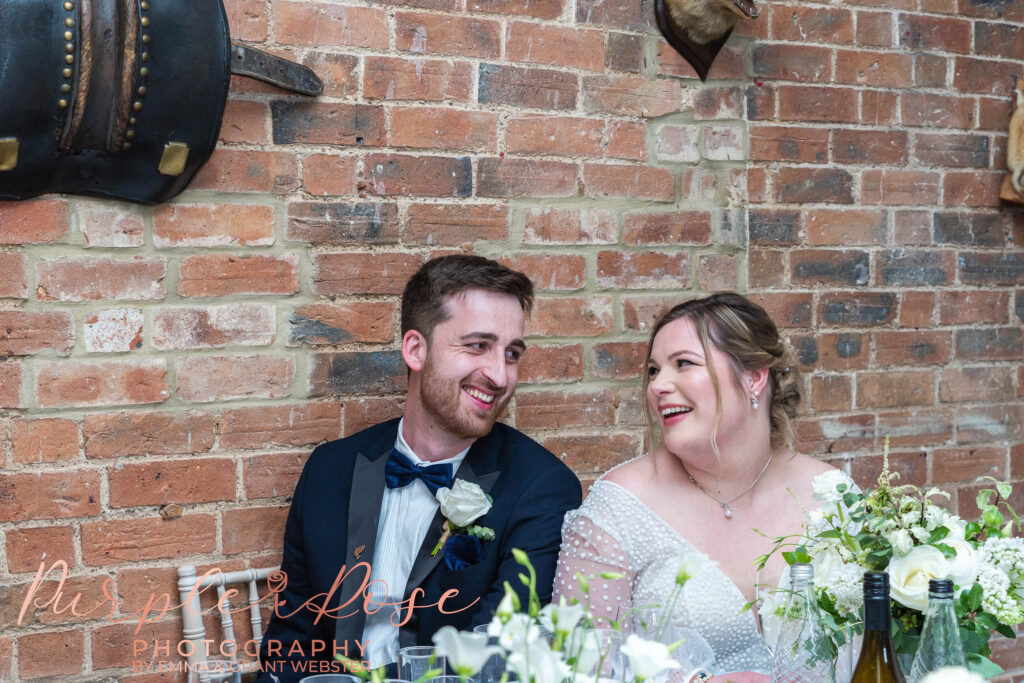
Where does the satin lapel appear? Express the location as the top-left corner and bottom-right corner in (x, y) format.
(402, 433), (503, 601)
(334, 443), (390, 647)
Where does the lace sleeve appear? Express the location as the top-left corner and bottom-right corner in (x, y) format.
(552, 510), (634, 625)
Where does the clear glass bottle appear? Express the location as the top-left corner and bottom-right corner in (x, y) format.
(907, 579), (966, 682)
(770, 563), (837, 683)
(851, 571), (906, 683)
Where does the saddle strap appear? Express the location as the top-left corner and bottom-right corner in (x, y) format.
(229, 43), (323, 96)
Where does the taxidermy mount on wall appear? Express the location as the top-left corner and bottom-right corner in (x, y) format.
(1001, 77), (1024, 205)
(655, 0), (758, 81)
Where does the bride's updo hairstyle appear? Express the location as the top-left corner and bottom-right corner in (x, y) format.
(642, 292), (801, 451)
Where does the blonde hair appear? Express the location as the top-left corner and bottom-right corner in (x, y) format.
(642, 292), (801, 455)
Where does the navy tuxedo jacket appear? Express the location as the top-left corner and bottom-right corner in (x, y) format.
(257, 418), (582, 682)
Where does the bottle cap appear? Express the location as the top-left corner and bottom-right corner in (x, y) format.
(863, 571), (889, 598)
(928, 578), (954, 596)
(789, 563), (813, 582)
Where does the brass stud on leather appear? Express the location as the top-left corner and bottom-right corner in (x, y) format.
(0, 138), (19, 172)
(138, 86), (147, 96)
(64, 30), (73, 40)
(65, 54), (74, 64)
(61, 84), (71, 93)
(141, 16), (149, 27)
(123, 142), (132, 150)
(141, 0), (149, 8)
(63, 1), (73, 10)
(129, 117), (137, 125)
(140, 67), (149, 76)
(65, 17), (74, 26)
(133, 101), (143, 111)
(142, 34), (150, 44)
(142, 52), (149, 61)
(65, 43), (74, 53)
(58, 99), (68, 108)
(63, 68), (73, 78)
(158, 142), (190, 176)
(126, 129), (135, 139)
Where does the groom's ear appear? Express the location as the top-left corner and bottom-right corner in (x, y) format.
(401, 329), (428, 373)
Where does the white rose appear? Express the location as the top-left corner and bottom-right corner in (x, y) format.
(889, 545), (948, 611)
(945, 537), (980, 589)
(887, 529), (914, 556)
(811, 470), (849, 505)
(436, 479), (491, 527)
(810, 543), (845, 588)
(920, 666), (985, 683)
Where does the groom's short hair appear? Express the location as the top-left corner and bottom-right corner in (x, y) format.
(401, 254), (534, 341)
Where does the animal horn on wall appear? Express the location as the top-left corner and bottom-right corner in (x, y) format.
(1001, 77), (1024, 205)
(655, 0), (758, 81)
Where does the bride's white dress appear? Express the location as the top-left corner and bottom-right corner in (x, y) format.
(553, 478), (772, 675)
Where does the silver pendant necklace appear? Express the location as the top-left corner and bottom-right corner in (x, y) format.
(683, 452), (773, 519)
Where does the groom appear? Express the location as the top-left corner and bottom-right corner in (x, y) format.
(257, 255), (582, 681)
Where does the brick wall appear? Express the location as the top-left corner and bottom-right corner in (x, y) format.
(0, 0), (1021, 679)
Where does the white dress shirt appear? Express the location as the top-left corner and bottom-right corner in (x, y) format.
(362, 418), (470, 668)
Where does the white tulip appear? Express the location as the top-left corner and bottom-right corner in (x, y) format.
(889, 545), (948, 611)
(674, 549), (715, 586)
(436, 479), (491, 527)
(620, 634), (682, 680)
(539, 597), (586, 635)
(506, 639), (570, 683)
(491, 612), (541, 651)
(432, 626), (502, 677)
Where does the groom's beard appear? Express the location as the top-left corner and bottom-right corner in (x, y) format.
(419, 358), (511, 440)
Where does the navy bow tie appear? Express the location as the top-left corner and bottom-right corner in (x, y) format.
(384, 448), (454, 496)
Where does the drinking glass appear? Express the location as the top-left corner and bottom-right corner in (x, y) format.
(399, 646), (446, 682)
(472, 623), (506, 683)
(625, 608), (714, 672)
(431, 676), (462, 683)
(565, 627), (624, 679)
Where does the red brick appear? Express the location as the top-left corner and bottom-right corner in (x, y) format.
(6, 526), (75, 574)
(524, 207), (617, 245)
(820, 293), (897, 326)
(470, 0), (563, 18)
(658, 41), (745, 79)
(703, 125), (743, 161)
(975, 21), (1024, 60)
(750, 126), (829, 163)
(940, 366), (1015, 403)
(899, 290), (936, 327)
(955, 327), (1023, 361)
(223, 506), (289, 554)
(582, 75), (681, 117)
(403, 203), (507, 246)
(939, 291), (1009, 324)
(220, 99), (270, 144)
(605, 32), (645, 73)
(748, 249), (787, 288)
(84, 410), (216, 459)
(92, 619), (183, 672)
(479, 64), (578, 110)
(775, 168), (853, 204)
(591, 341), (646, 379)
(880, 249), (952, 287)
(805, 209), (887, 245)
(0, 253), (27, 298)
(505, 115), (604, 157)
(622, 211), (712, 245)
(303, 51), (360, 98)
(693, 86), (743, 120)
(390, 107), (496, 152)
(622, 294), (689, 333)
(934, 446), (1006, 484)
(515, 389), (615, 430)
(287, 201), (398, 245)
(957, 404), (1024, 445)
(365, 153), (472, 197)
(223, 0), (268, 41)
(874, 330), (951, 366)
(751, 44), (831, 82)
(953, 57), (1021, 95)
(477, 158), (578, 198)
(272, 101), (386, 146)
(10, 418), (78, 464)
(218, 403), (341, 450)
(777, 86), (858, 123)
(289, 301), (394, 345)
(851, 450), (928, 489)
(891, 210), (931, 246)
(540, 433), (639, 474)
(396, 12), (500, 58)
(943, 172), (1003, 207)
(577, 0), (651, 31)
(81, 515), (216, 565)
(954, 0), (1024, 20)
(0, 311), (74, 357)
(794, 414), (874, 455)
(36, 360), (168, 408)
(861, 170), (940, 205)
(526, 296), (614, 337)
(82, 307), (143, 353)
(746, 82), (776, 121)
(178, 254), (299, 297)
(37, 256), (165, 301)
(750, 293), (814, 329)
(958, 252), (1024, 286)
(364, 57), (474, 101)
(309, 350), (407, 398)
(153, 203), (274, 247)
(0, 470), (100, 523)
(343, 397), (405, 436)
(834, 50), (913, 87)
(901, 93), (975, 129)
(506, 22), (604, 71)
(597, 251), (688, 289)
(855, 11), (893, 46)
(914, 132), (989, 168)
(683, 169), (722, 201)
(583, 164), (674, 201)
(301, 154), (358, 196)
(519, 344), (584, 384)
(856, 370), (934, 409)
(876, 409), (953, 448)
(154, 304), (276, 350)
(109, 457), (236, 508)
(0, 363), (21, 408)
(175, 355), (295, 403)
(860, 90), (899, 125)
(76, 201), (145, 247)
(811, 375), (852, 412)
(697, 253), (739, 291)
(18, 630), (84, 678)
(275, 1), (388, 48)
(898, 13), (971, 53)
(914, 54), (947, 88)
(771, 5), (853, 42)
(833, 129), (908, 165)
(314, 252), (423, 295)
(191, 149), (299, 193)
(245, 451), (310, 499)
(0, 199), (68, 244)
(655, 125), (700, 163)
(790, 249), (870, 287)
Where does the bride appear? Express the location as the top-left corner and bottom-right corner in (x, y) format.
(553, 293), (845, 682)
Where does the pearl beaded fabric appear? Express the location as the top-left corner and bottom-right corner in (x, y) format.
(552, 478), (772, 675)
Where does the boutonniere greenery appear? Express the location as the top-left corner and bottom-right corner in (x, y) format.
(431, 479), (495, 558)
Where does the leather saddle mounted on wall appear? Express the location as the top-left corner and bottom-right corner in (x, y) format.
(0, 0), (321, 204)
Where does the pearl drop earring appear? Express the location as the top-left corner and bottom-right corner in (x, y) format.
(751, 393), (760, 409)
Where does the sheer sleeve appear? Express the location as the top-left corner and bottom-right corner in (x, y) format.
(552, 508), (634, 625)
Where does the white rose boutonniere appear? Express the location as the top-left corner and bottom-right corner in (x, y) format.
(432, 479), (495, 557)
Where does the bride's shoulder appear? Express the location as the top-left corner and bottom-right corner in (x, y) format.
(601, 454), (654, 491)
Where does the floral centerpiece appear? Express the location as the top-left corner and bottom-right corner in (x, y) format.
(759, 439), (1023, 677)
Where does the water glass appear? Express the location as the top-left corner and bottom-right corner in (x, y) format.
(472, 623), (506, 683)
(399, 646), (446, 682)
(431, 676), (462, 683)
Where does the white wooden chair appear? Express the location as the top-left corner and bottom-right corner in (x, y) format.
(177, 565), (275, 682)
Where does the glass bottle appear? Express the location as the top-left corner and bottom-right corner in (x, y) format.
(907, 579), (966, 682)
(851, 571), (906, 683)
(770, 563), (837, 683)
